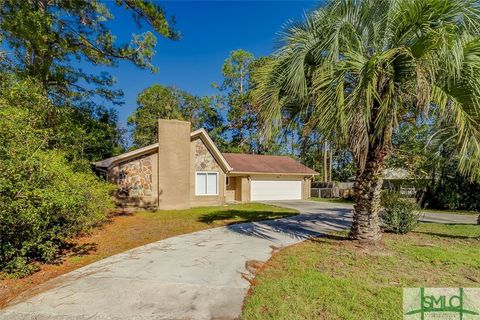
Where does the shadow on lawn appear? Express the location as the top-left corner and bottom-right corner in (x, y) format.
(197, 210), (293, 224)
(311, 233), (350, 242)
(413, 231), (480, 240)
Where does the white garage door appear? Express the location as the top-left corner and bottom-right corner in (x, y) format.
(250, 178), (302, 201)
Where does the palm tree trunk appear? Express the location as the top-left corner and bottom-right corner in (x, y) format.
(329, 143), (333, 182)
(349, 148), (388, 241)
(323, 142), (328, 183)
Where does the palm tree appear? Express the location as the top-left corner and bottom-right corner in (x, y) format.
(253, 0), (480, 240)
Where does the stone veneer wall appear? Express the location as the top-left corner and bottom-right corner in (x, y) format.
(110, 154), (153, 197)
(193, 138), (219, 171)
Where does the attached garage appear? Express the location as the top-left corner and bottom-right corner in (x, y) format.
(222, 153), (318, 202)
(250, 178), (302, 201)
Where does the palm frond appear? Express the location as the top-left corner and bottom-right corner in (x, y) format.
(252, 0), (480, 180)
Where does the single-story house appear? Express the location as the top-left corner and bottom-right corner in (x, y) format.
(93, 119), (317, 210)
(382, 168), (429, 197)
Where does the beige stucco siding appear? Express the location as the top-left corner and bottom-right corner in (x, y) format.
(241, 177), (251, 203)
(236, 176), (250, 203)
(157, 119), (191, 210)
(225, 176), (236, 202)
(303, 178), (311, 199)
(189, 137), (226, 207)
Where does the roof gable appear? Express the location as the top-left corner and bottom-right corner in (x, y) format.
(93, 128), (232, 172)
(190, 129), (232, 172)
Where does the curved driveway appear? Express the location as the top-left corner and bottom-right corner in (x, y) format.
(0, 201), (474, 320)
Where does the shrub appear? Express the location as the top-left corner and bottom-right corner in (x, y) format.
(420, 170), (480, 212)
(0, 107), (115, 278)
(380, 191), (420, 234)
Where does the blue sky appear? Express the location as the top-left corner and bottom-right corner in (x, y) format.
(101, 1), (319, 127)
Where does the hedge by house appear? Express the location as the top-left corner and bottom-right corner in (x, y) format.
(0, 106), (114, 278)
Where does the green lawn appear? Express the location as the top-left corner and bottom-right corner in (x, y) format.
(135, 202), (298, 231)
(242, 223), (480, 320)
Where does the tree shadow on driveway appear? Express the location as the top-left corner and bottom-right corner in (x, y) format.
(226, 208), (353, 241)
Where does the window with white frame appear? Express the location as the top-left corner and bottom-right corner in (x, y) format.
(195, 172), (218, 195)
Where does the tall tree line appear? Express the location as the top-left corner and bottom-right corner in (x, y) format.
(0, 0), (179, 275)
(127, 48), (350, 182)
(0, 0), (178, 162)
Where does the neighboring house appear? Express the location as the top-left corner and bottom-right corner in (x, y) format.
(382, 168), (425, 197)
(94, 119), (318, 209)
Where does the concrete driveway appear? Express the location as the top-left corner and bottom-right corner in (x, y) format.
(0, 201), (351, 320)
(0, 201), (475, 320)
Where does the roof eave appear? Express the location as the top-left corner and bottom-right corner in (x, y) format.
(93, 143), (159, 169)
(228, 171), (318, 176)
(92, 129), (234, 173)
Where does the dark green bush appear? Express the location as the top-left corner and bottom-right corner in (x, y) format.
(0, 106), (115, 278)
(380, 191), (421, 234)
(420, 170), (480, 212)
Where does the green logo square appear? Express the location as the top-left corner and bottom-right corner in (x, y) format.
(404, 288), (480, 320)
